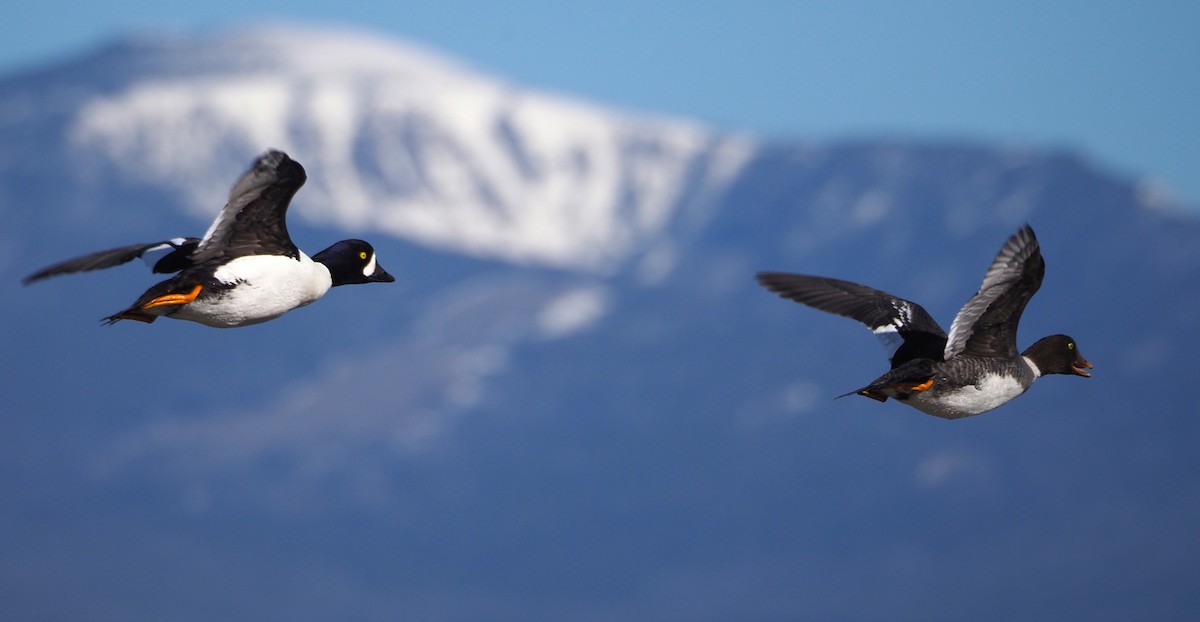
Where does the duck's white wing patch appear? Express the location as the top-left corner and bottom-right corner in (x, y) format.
(870, 300), (919, 359)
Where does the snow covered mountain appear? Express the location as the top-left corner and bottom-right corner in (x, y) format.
(2, 25), (1199, 622)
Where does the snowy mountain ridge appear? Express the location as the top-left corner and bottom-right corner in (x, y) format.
(62, 25), (756, 271)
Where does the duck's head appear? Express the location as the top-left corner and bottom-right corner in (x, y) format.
(1023, 334), (1092, 377)
(313, 239), (395, 286)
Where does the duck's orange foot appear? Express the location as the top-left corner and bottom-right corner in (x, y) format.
(907, 378), (935, 392)
(141, 284), (202, 309)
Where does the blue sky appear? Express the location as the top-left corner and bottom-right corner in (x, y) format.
(4, 0), (1198, 208)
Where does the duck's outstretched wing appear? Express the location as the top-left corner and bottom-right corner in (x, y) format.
(944, 224), (1045, 361)
(756, 272), (948, 368)
(22, 238), (200, 285)
(189, 150), (306, 264)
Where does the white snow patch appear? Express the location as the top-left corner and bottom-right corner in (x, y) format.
(1136, 177), (1185, 212)
(635, 243), (679, 286)
(537, 286), (609, 339)
(850, 189), (891, 225)
(913, 449), (994, 491)
(445, 345), (510, 408)
(736, 381), (820, 429)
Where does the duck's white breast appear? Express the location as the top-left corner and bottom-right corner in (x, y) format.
(175, 254), (333, 328)
(906, 373), (1028, 419)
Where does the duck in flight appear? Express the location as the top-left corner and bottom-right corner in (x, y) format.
(757, 225), (1091, 419)
(24, 150), (394, 327)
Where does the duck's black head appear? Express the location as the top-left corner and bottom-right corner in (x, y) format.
(1022, 334), (1092, 377)
(313, 239), (395, 286)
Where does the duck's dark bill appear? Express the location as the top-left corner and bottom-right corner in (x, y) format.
(368, 268), (395, 283)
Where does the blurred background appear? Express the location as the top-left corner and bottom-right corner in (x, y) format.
(1, 2), (1197, 620)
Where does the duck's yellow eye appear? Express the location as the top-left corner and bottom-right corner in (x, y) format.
(1068, 342), (1075, 350)
(359, 251), (368, 260)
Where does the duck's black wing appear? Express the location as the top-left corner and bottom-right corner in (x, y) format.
(756, 272), (948, 368)
(188, 150), (306, 264)
(944, 224), (1045, 361)
(22, 237), (200, 285)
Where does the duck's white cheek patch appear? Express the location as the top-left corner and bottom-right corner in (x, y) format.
(362, 253), (377, 277)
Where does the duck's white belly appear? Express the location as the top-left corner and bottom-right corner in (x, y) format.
(904, 373), (1028, 419)
(173, 254), (332, 328)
